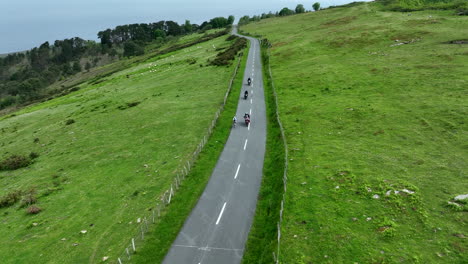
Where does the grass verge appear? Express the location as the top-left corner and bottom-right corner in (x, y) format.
(131, 45), (249, 263)
(241, 43), (285, 263)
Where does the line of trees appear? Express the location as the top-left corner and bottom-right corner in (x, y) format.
(0, 37), (102, 109)
(239, 3), (321, 25)
(98, 16), (234, 52)
(0, 15), (235, 110)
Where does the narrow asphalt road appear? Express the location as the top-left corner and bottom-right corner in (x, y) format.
(162, 28), (266, 264)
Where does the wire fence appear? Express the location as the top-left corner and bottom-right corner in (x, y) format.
(113, 55), (242, 264)
(260, 39), (289, 264)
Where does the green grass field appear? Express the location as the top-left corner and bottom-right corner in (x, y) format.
(0, 33), (238, 263)
(242, 2), (467, 263)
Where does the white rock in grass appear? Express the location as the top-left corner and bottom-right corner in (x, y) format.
(402, 189), (414, 194)
(102, 256), (109, 262)
(335, 186), (340, 189)
(61, 238), (66, 241)
(366, 217), (372, 221)
(80, 230), (87, 234)
(137, 218), (141, 223)
(385, 190), (392, 196)
(454, 194), (468, 201)
(366, 187), (372, 192)
(448, 201), (461, 207)
(394, 190), (400, 195)
(372, 194), (380, 199)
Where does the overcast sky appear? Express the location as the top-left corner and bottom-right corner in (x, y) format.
(0, 0), (369, 54)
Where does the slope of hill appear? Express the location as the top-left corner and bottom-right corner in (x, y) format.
(0, 33), (240, 263)
(241, 2), (467, 263)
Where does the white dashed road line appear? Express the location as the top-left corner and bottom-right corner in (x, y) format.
(244, 139), (248, 150)
(215, 202), (227, 225)
(234, 164), (241, 179)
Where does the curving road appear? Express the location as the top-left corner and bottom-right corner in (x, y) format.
(162, 28), (266, 264)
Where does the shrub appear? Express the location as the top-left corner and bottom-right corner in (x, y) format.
(21, 188), (37, 207)
(123, 41), (145, 57)
(69, 86), (80, 92)
(65, 119), (75, 125)
(0, 190), (23, 208)
(210, 37), (247, 66)
(226, 35), (237, 41)
(186, 58), (197, 65)
(29, 152), (39, 159)
(0, 154), (32, 171)
(126, 102), (140, 108)
(117, 101), (141, 110)
(26, 205), (42, 215)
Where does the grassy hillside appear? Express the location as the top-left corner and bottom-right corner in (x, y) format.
(378, 0), (468, 12)
(0, 33), (238, 263)
(242, 2), (467, 263)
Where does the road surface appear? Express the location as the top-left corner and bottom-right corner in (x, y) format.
(163, 28), (266, 264)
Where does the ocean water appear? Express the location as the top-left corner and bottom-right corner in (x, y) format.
(0, 0), (366, 54)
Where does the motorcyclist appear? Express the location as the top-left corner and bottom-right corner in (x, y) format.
(244, 90), (248, 99)
(247, 77), (251, 85)
(244, 113), (251, 126)
(233, 115), (237, 127)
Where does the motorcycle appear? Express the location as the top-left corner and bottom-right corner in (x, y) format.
(244, 117), (250, 126)
(244, 114), (250, 126)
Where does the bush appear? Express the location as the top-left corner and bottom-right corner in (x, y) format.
(21, 188), (37, 207)
(0, 190), (23, 208)
(117, 101), (141, 110)
(210, 37), (247, 66)
(0, 154), (32, 171)
(26, 205), (42, 215)
(123, 41), (145, 57)
(65, 119), (75, 125)
(29, 152), (39, 159)
(186, 58), (197, 65)
(226, 35), (237, 41)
